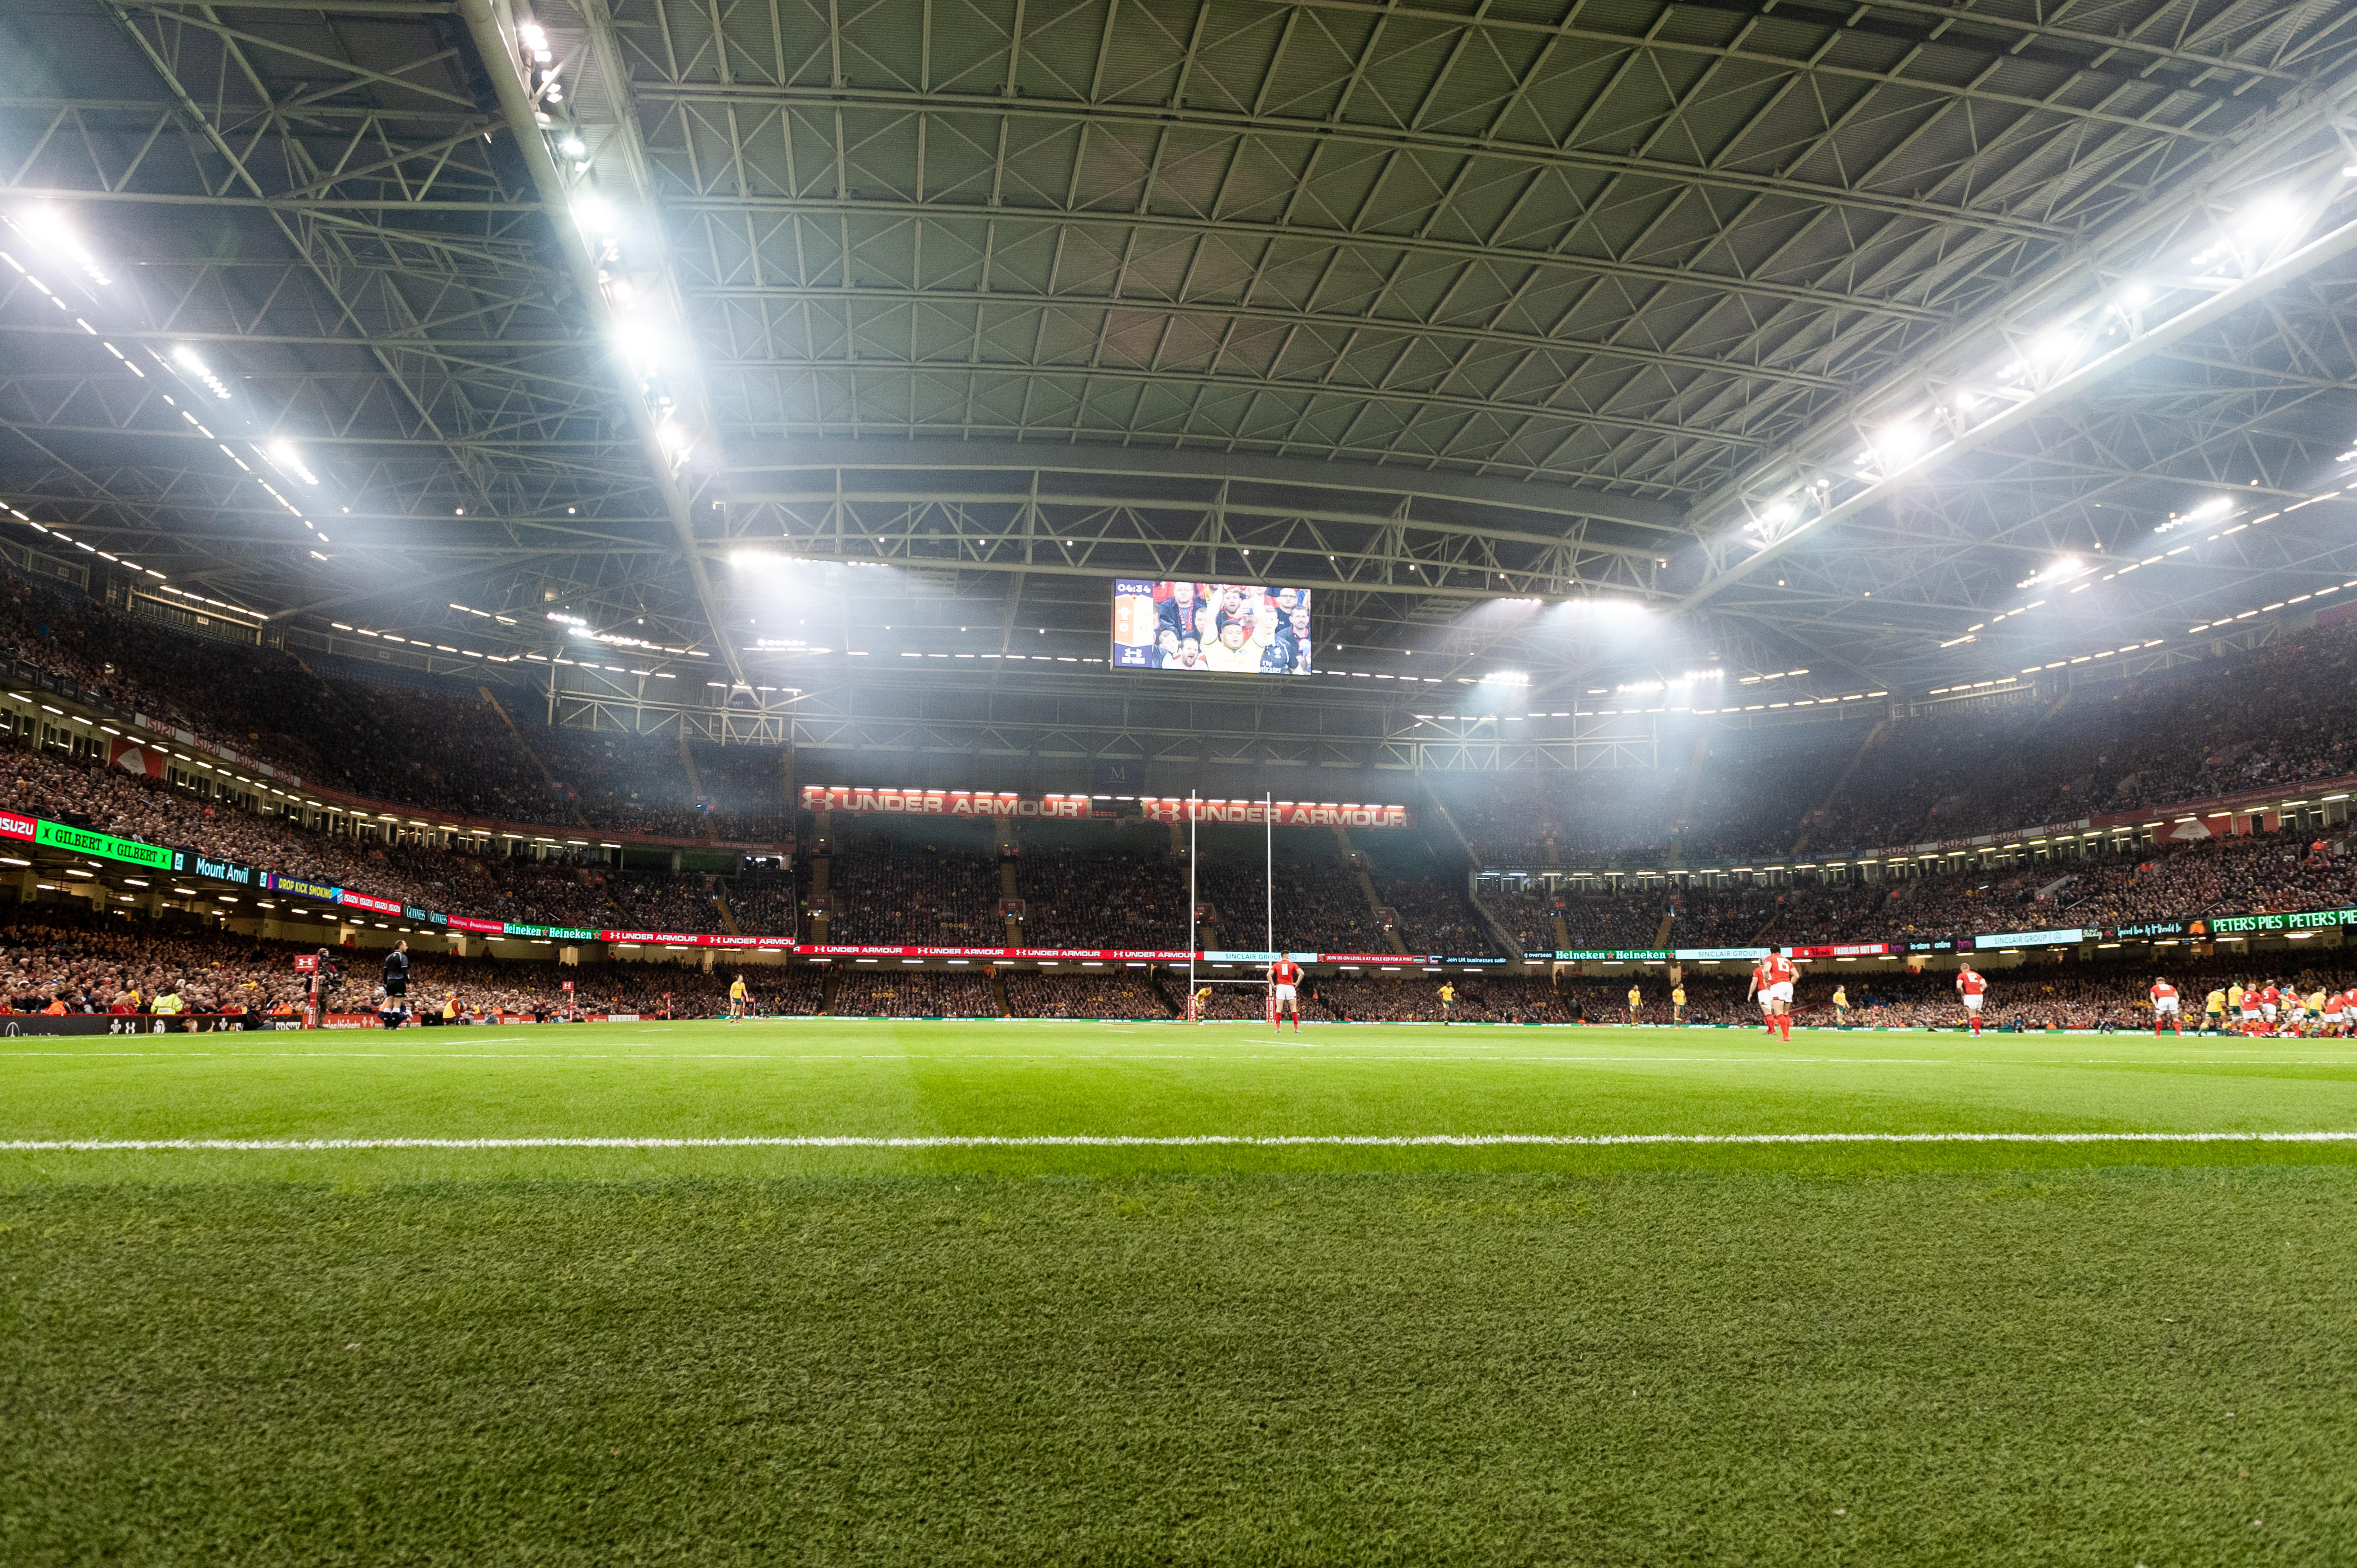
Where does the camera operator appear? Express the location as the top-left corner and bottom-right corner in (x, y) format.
(307, 946), (341, 1031)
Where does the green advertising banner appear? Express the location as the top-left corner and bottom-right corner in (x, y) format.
(1555, 948), (1671, 961)
(2206, 907), (2357, 935)
(35, 819), (175, 869)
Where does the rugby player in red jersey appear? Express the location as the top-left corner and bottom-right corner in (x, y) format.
(2148, 975), (2181, 1037)
(1268, 956), (1304, 1034)
(1746, 948), (1797, 1040)
(1956, 964), (1988, 1036)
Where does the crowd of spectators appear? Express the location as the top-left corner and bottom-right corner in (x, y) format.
(1439, 619), (2357, 868)
(726, 874), (799, 939)
(1, 745), (813, 939)
(1194, 855), (1380, 952)
(1373, 874), (1494, 955)
(1312, 974), (1575, 1023)
(688, 743), (792, 842)
(1553, 890), (1681, 949)
(530, 728), (700, 837)
(11, 889), (2355, 1029)
(746, 966), (827, 1016)
(1475, 881), (1563, 953)
(1003, 970), (1169, 1018)
(0, 913), (301, 1015)
(830, 970), (1000, 1017)
(826, 840), (1004, 943)
(606, 871), (728, 934)
(1018, 848), (1188, 948)
(0, 909), (763, 1019)
(1179, 976), (1331, 1020)
(1462, 830), (2357, 955)
(0, 567), (800, 840)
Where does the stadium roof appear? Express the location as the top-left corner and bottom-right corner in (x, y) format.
(3, 0), (2356, 758)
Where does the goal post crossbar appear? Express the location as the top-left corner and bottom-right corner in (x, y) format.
(1185, 789), (1280, 1004)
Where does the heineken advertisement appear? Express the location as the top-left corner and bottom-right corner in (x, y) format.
(35, 819), (174, 869)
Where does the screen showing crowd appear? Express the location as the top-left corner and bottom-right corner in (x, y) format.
(1112, 581), (1313, 675)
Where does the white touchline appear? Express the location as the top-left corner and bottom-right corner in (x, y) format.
(3, 1131), (2356, 1152)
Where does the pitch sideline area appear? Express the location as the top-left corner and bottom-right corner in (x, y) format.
(6, 1018), (2356, 1563)
(4, 1016), (2356, 1181)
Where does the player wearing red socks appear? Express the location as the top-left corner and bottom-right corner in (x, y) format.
(1747, 948), (1797, 1040)
(1956, 965), (1988, 1035)
(2148, 975), (2181, 1037)
(1268, 957), (1303, 1034)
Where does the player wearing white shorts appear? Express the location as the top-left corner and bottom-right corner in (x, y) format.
(2148, 976), (2180, 1037)
(1956, 966), (1988, 1036)
(1746, 948), (1797, 1041)
(1268, 957), (1303, 1034)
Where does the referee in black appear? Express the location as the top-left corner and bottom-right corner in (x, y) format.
(382, 939), (410, 1011)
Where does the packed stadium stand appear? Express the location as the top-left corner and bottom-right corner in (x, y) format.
(1477, 881), (1563, 955)
(1003, 970), (1169, 1019)
(1434, 620), (2357, 869)
(0, 568), (794, 842)
(830, 970), (1000, 1018)
(2, 560), (2355, 1024)
(1015, 846), (1189, 949)
(822, 830), (1003, 944)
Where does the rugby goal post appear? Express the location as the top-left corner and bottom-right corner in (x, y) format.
(1183, 789), (1281, 1021)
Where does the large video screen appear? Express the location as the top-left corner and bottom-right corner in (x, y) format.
(1112, 580), (1314, 675)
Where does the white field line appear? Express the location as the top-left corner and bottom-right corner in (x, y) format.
(5, 1131), (2357, 1153)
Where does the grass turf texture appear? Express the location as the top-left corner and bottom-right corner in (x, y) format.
(5, 1021), (2356, 1563)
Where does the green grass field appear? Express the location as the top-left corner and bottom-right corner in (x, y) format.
(6, 1018), (2356, 1563)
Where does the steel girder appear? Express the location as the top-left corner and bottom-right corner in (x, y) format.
(1, 0), (2355, 743)
(0, 0), (719, 642)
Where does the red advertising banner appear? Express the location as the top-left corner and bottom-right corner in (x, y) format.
(597, 930), (788, 947)
(1140, 798), (1412, 829)
(107, 738), (167, 779)
(800, 786), (1093, 820)
(1787, 943), (1895, 959)
(0, 810), (35, 841)
(337, 891), (402, 916)
(446, 916), (506, 934)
